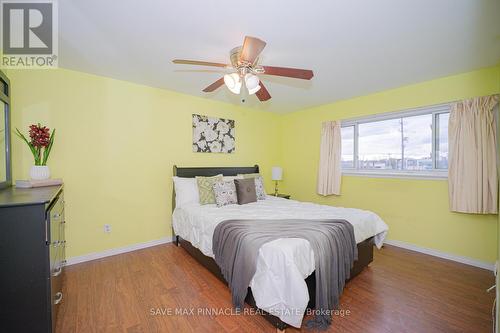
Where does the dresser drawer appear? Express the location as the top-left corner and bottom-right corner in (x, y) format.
(48, 220), (65, 270)
(48, 192), (65, 271)
(48, 191), (65, 332)
(49, 207), (64, 241)
(60, 218), (66, 249)
(50, 249), (64, 333)
(50, 194), (64, 219)
(50, 242), (65, 272)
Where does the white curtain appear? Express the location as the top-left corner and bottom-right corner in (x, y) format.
(317, 121), (342, 196)
(448, 95), (499, 214)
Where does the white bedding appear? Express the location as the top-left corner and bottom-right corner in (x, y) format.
(172, 195), (388, 327)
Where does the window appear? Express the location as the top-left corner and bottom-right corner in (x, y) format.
(436, 112), (449, 169)
(341, 104), (449, 178)
(341, 125), (354, 169)
(358, 118), (402, 170)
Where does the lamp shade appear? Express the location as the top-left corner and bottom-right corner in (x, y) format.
(224, 73), (242, 94)
(245, 73), (261, 95)
(271, 167), (283, 181)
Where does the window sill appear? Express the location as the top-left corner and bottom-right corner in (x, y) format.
(341, 170), (448, 180)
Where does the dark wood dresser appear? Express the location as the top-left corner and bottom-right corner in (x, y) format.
(0, 185), (65, 333)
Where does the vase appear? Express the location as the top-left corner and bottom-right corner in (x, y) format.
(30, 165), (50, 180)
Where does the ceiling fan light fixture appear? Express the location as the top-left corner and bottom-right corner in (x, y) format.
(173, 35), (314, 102)
(224, 73), (241, 94)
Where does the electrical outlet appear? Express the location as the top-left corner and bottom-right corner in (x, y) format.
(104, 224), (112, 233)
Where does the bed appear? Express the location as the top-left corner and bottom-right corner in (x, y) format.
(171, 165), (388, 331)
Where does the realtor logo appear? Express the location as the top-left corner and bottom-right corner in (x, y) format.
(1, 0), (58, 68)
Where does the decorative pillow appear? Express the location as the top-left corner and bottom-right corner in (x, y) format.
(172, 176), (200, 208)
(234, 178), (257, 205)
(196, 174), (223, 205)
(238, 173), (266, 200)
(213, 180), (238, 207)
(253, 176), (266, 200)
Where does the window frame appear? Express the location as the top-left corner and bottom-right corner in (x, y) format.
(341, 103), (450, 180)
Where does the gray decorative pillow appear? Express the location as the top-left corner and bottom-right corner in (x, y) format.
(213, 180), (237, 207)
(234, 178), (257, 205)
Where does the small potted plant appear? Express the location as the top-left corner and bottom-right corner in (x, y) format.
(15, 124), (55, 180)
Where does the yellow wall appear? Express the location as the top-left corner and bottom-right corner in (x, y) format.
(6, 65), (499, 264)
(279, 66), (500, 263)
(7, 68), (281, 258)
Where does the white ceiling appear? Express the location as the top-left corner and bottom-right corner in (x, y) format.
(59, 0), (500, 114)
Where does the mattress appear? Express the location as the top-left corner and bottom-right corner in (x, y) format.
(172, 195), (388, 327)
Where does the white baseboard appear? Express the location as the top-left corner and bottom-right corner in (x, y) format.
(384, 239), (495, 272)
(65, 237), (172, 266)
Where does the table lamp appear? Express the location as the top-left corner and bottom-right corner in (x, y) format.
(271, 167), (283, 196)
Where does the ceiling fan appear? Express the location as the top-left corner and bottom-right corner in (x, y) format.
(172, 36), (314, 102)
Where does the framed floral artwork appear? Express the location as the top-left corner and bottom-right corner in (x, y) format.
(192, 114), (235, 153)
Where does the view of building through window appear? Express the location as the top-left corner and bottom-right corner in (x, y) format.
(359, 118), (404, 170)
(341, 125), (354, 168)
(341, 111), (449, 172)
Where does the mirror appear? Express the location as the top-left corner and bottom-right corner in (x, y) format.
(0, 100), (6, 182)
(0, 70), (11, 189)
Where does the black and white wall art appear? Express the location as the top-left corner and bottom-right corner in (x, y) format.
(192, 114), (235, 153)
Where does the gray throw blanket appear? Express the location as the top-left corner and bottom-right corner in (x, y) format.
(212, 219), (358, 329)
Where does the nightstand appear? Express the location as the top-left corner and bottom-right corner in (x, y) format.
(269, 193), (291, 199)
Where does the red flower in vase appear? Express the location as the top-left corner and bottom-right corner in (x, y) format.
(15, 123), (56, 166)
(29, 124), (51, 148)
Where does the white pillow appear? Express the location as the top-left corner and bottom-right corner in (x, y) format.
(223, 175), (243, 182)
(172, 176), (200, 208)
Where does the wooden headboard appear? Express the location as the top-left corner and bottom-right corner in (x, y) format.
(173, 165), (259, 178)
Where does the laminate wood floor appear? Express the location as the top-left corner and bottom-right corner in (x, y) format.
(56, 244), (495, 333)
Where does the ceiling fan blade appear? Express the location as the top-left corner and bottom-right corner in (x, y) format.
(239, 36), (266, 64)
(261, 66), (314, 80)
(202, 77), (225, 92)
(173, 59), (229, 68)
(255, 81), (271, 101)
